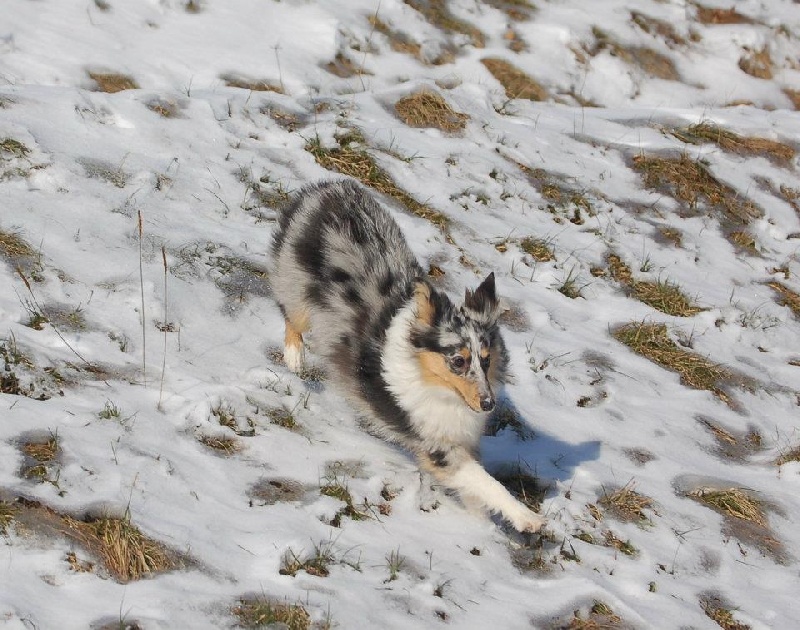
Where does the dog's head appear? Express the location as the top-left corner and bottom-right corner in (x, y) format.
(410, 273), (506, 413)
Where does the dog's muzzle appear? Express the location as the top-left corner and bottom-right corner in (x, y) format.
(480, 396), (495, 412)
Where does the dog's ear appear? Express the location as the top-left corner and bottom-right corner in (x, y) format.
(463, 272), (501, 325)
(413, 280), (436, 326)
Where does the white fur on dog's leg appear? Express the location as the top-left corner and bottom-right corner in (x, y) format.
(283, 343), (305, 374)
(448, 459), (546, 533)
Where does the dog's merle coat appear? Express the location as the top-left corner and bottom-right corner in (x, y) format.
(271, 179), (545, 533)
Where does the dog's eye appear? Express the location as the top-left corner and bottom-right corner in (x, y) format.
(450, 355), (467, 370)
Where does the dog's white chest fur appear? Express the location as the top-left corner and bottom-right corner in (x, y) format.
(381, 303), (486, 451)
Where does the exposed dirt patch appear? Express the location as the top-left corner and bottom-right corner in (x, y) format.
(248, 478), (306, 506)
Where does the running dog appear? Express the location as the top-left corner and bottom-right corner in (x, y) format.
(271, 179), (545, 533)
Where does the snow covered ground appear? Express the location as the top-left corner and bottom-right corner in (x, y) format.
(1, 1), (800, 628)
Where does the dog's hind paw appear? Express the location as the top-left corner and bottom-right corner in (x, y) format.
(283, 344), (305, 373)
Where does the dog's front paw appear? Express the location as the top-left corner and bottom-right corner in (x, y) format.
(508, 508), (546, 534)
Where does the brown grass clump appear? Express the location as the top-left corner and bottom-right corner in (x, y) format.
(394, 91), (468, 132)
(306, 131), (449, 232)
(404, 0), (485, 48)
(785, 89), (800, 111)
(607, 254), (703, 316)
(20, 435), (60, 480)
(198, 434), (240, 455)
(695, 6), (754, 25)
(0, 501), (15, 534)
(481, 58), (548, 101)
(700, 594), (751, 630)
(520, 237), (555, 262)
(0, 230), (35, 261)
(672, 122), (794, 164)
(767, 282), (800, 318)
(233, 597), (311, 630)
(632, 154), (762, 229)
(689, 487), (766, 527)
(63, 514), (175, 582)
(613, 322), (730, 396)
(323, 53), (371, 79)
(483, 0), (536, 21)
(88, 71), (139, 93)
(591, 28), (679, 81)
(551, 600), (625, 629)
(145, 98), (181, 118)
(369, 16), (422, 60)
(220, 73), (283, 93)
(631, 11), (687, 47)
(598, 481), (654, 523)
(493, 464), (547, 512)
(738, 47), (773, 80)
(775, 445), (800, 466)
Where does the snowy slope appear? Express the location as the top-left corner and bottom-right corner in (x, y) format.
(1, 1), (800, 628)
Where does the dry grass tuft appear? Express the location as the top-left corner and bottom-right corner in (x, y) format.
(323, 53), (371, 79)
(0, 230), (35, 261)
(607, 254), (703, 316)
(738, 47), (773, 80)
(598, 481), (654, 523)
(613, 322), (731, 396)
(394, 91), (468, 132)
(198, 433), (241, 455)
(767, 282), (800, 318)
(493, 464), (547, 512)
(700, 594), (751, 630)
(785, 89), (800, 111)
(63, 514), (176, 582)
(483, 0), (536, 21)
(481, 58), (548, 101)
(0, 501), (15, 534)
(689, 487), (766, 527)
(776, 445), (800, 466)
(1, 137), (31, 159)
(520, 237), (555, 262)
(672, 122), (794, 164)
(695, 5), (754, 25)
(220, 73), (283, 93)
(404, 0), (485, 48)
(631, 11), (687, 47)
(552, 600), (625, 629)
(369, 16), (423, 60)
(88, 71), (139, 93)
(306, 131), (448, 231)
(145, 98), (181, 118)
(20, 435), (60, 481)
(591, 28), (679, 81)
(632, 153), (762, 233)
(233, 596), (311, 630)
(279, 541), (337, 578)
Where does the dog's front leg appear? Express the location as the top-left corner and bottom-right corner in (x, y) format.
(419, 448), (546, 533)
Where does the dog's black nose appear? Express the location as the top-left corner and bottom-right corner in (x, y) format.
(480, 397), (495, 412)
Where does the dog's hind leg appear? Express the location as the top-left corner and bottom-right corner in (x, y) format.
(283, 311), (309, 374)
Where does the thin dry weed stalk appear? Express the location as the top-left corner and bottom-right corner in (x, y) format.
(394, 91), (468, 132)
(137, 211), (146, 386)
(158, 245), (168, 409)
(481, 57), (548, 101)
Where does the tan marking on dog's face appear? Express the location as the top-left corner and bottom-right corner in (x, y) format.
(418, 351), (482, 411)
(413, 282), (434, 325)
(479, 347), (490, 359)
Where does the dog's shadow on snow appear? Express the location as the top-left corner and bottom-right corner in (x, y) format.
(482, 398), (601, 490)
